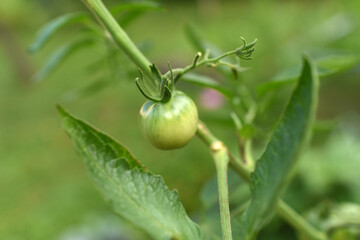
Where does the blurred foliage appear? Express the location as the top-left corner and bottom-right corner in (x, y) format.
(1, 0), (360, 239)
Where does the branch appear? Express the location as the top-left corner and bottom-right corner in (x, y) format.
(197, 122), (233, 240)
(82, 0), (152, 79)
(196, 121), (327, 240)
(164, 38), (257, 83)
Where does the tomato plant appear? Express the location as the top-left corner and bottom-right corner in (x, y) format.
(28, 0), (360, 240)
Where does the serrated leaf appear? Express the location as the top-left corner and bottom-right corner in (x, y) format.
(33, 39), (94, 83)
(257, 55), (359, 95)
(28, 12), (88, 53)
(234, 55), (319, 239)
(57, 106), (202, 240)
(181, 73), (233, 98)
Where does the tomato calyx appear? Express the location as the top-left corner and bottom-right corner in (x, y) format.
(135, 63), (174, 103)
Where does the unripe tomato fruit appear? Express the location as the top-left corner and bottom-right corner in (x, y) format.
(139, 90), (198, 150)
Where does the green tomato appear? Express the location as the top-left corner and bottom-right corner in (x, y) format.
(139, 90), (198, 150)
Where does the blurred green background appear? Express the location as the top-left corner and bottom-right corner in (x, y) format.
(1, 0), (360, 239)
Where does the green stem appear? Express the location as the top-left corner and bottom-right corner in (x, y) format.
(163, 38), (256, 82)
(196, 121), (327, 240)
(214, 146), (233, 240)
(277, 200), (327, 240)
(244, 140), (255, 170)
(165, 49), (238, 81)
(83, 0), (152, 79)
(197, 122), (233, 240)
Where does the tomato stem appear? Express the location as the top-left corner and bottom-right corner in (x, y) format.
(277, 200), (327, 240)
(197, 122), (233, 240)
(196, 121), (327, 240)
(83, 0), (175, 102)
(163, 38), (257, 83)
(82, 0), (153, 79)
(214, 145), (233, 240)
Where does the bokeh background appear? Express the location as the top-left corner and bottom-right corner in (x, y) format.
(1, 0), (359, 239)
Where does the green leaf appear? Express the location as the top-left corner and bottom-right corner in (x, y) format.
(181, 73), (233, 98)
(316, 55), (360, 76)
(28, 12), (88, 53)
(110, 1), (163, 28)
(110, 1), (163, 16)
(306, 202), (360, 234)
(57, 106), (202, 240)
(257, 55), (359, 95)
(33, 39), (94, 83)
(234, 55), (319, 239)
(59, 78), (112, 103)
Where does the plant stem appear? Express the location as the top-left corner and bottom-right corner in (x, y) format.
(164, 49), (238, 81)
(214, 146), (233, 240)
(163, 38), (256, 82)
(196, 121), (327, 240)
(197, 122), (233, 240)
(277, 200), (327, 240)
(82, 0), (152, 79)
